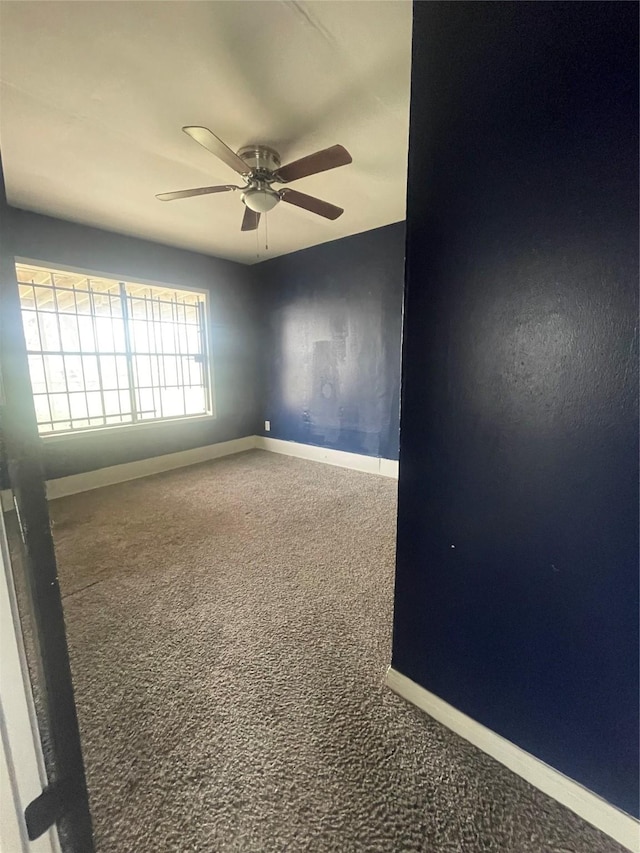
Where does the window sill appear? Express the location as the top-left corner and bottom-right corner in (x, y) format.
(39, 414), (216, 442)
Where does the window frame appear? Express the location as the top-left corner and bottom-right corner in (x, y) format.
(15, 257), (216, 439)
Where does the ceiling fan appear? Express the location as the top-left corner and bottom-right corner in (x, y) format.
(156, 126), (352, 232)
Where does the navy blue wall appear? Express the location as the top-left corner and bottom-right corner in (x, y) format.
(393, 2), (638, 816)
(4, 209), (406, 478)
(260, 222), (405, 460)
(5, 208), (263, 479)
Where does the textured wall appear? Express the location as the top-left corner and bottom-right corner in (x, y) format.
(260, 222), (405, 460)
(392, 2), (639, 816)
(4, 210), (405, 477)
(6, 209), (264, 479)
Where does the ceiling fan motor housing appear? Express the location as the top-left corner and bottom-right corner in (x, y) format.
(237, 145), (281, 175)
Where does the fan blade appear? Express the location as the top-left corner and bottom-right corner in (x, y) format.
(241, 207), (261, 231)
(182, 126), (249, 175)
(156, 185), (235, 201)
(279, 189), (343, 220)
(276, 144), (352, 183)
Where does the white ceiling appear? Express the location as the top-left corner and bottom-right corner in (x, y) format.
(0, 1), (411, 265)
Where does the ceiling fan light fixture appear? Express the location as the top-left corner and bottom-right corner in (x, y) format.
(242, 188), (280, 213)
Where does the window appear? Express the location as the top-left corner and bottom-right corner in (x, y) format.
(16, 262), (212, 435)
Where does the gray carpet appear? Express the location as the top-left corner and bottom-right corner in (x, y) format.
(50, 449), (626, 853)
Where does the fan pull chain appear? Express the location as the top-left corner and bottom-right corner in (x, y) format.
(256, 223), (260, 260)
(265, 212), (269, 252)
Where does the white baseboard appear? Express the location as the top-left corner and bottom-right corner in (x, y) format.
(379, 457), (400, 478)
(255, 436), (399, 478)
(0, 436), (258, 509)
(0, 436), (397, 510)
(386, 667), (640, 852)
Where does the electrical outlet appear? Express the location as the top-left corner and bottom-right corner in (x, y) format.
(264, 420), (271, 432)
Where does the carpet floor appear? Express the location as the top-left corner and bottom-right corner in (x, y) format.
(50, 449), (626, 853)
